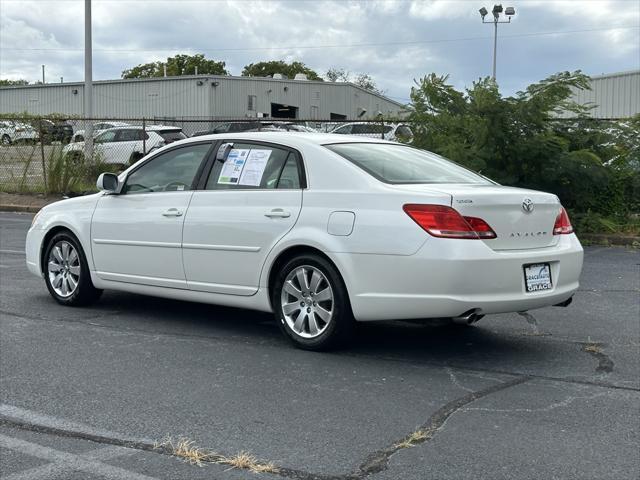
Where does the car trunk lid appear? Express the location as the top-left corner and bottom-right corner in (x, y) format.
(391, 183), (561, 250)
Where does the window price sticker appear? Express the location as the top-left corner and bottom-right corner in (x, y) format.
(218, 149), (250, 184)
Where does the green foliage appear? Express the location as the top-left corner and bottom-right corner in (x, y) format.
(325, 68), (382, 93)
(46, 148), (111, 194)
(0, 79), (29, 87)
(122, 54), (228, 78)
(409, 71), (639, 225)
(241, 61), (322, 80)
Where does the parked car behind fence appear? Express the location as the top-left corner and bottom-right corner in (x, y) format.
(63, 125), (186, 167)
(0, 120), (39, 145)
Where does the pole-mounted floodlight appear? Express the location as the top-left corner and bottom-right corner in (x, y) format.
(479, 4), (515, 81)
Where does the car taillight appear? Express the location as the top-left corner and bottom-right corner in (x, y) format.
(553, 207), (573, 235)
(403, 204), (497, 239)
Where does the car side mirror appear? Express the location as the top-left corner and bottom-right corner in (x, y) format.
(96, 173), (119, 193)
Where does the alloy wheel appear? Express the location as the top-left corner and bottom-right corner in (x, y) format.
(48, 240), (80, 297)
(280, 265), (334, 339)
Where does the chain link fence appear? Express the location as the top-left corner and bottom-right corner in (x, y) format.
(0, 116), (413, 194)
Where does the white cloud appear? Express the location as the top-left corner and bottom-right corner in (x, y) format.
(0, 0), (638, 100)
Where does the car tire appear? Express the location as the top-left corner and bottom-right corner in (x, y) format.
(1, 135), (11, 146)
(272, 254), (354, 351)
(43, 231), (102, 306)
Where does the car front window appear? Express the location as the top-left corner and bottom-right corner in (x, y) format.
(123, 143), (212, 195)
(325, 143), (492, 185)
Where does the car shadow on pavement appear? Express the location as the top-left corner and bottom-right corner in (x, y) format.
(90, 290), (540, 367)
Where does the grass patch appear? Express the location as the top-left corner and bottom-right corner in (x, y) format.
(394, 428), (433, 449)
(584, 343), (603, 354)
(219, 452), (279, 474)
(154, 436), (278, 474)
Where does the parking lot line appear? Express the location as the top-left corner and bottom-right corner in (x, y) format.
(0, 434), (159, 480)
(1, 444), (142, 480)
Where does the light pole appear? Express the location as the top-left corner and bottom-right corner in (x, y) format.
(479, 5), (515, 81)
(84, 0), (93, 160)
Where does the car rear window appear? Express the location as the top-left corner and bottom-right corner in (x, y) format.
(159, 130), (186, 142)
(324, 143), (492, 184)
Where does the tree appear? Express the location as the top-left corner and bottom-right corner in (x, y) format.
(407, 71), (638, 219)
(241, 61), (322, 80)
(122, 54), (228, 79)
(325, 68), (382, 94)
(0, 79), (28, 87)
(325, 68), (350, 82)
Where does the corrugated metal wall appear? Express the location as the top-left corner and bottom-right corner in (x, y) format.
(560, 70), (640, 119)
(0, 75), (405, 119)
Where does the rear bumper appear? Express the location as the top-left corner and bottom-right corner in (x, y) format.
(336, 234), (583, 321)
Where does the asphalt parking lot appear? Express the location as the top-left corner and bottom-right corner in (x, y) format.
(1, 211), (638, 480)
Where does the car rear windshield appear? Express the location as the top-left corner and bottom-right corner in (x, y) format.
(159, 130), (186, 142)
(325, 143), (492, 184)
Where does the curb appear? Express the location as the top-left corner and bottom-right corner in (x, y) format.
(0, 204), (43, 213)
(579, 233), (640, 247)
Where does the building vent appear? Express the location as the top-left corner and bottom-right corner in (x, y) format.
(294, 73), (308, 81)
(272, 73), (285, 80)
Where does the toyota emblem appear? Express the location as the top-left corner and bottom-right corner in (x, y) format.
(522, 198), (534, 213)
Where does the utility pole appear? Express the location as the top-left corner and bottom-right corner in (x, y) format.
(42, 65), (45, 84)
(492, 21), (498, 80)
(479, 5), (516, 81)
(84, 0), (93, 160)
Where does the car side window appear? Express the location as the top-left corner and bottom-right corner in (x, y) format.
(333, 125), (351, 134)
(123, 143), (212, 195)
(137, 130), (149, 140)
(277, 155), (301, 189)
(205, 143), (300, 190)
(116, 129), (142, 142)
(95, 130), (116, 143)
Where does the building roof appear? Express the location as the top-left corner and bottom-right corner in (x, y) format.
(0, 74), (406, 108)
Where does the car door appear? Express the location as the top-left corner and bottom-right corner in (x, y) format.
(93, 130), (117, 162)
(91, 142), (213, 288)
(182, 141), (304, 295)
(113, 128), (143, 164)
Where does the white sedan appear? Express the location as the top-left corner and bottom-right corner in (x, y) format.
(26, 133), (583, 350)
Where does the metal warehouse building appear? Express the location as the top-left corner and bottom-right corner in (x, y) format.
(561, 70), (640, 119)
(0, 74), (405, 121)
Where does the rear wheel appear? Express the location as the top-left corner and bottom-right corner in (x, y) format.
(272, 254), (354, 350)
(1, 135), (10, 145)
(44, 232), (102, 306)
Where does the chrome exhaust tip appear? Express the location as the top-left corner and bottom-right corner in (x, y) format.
(452, 309), (484, 325)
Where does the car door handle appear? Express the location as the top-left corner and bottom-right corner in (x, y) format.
(264, 209), (291, 218)
(162, 208), (183, 217)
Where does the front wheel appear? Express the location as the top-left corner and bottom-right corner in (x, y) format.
(272, 254), (354, 350)
(1, 134), (11, 145)
(44, 232), (102, 306)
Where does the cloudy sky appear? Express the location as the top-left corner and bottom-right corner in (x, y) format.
(0, 0), (638, 102)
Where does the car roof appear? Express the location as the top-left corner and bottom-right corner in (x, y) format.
(97, 125), (182, 132)
(335, 122), (403, 127)
(170, 131), (396, 149)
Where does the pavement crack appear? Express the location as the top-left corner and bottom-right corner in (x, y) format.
(582, 342), (615, 374)
(353, 376), (531, 477)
